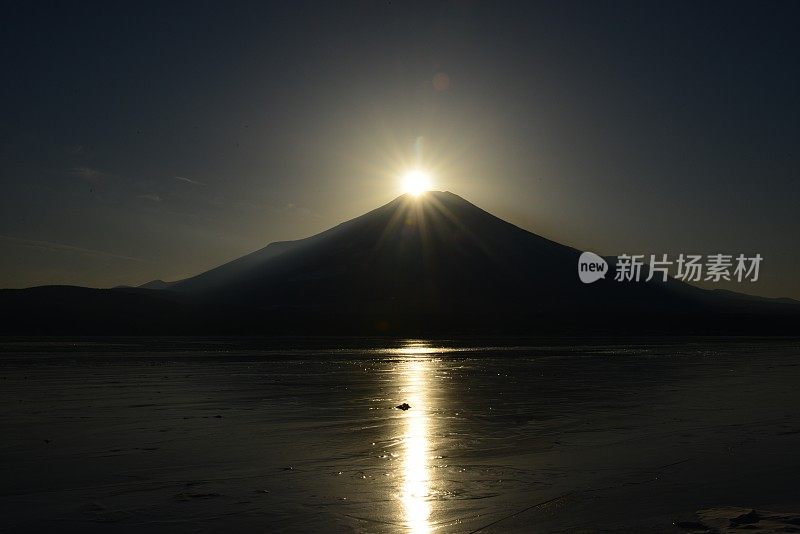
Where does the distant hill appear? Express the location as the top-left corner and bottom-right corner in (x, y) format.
(1, 192), (798, 335)
(138, 279), (176, 290)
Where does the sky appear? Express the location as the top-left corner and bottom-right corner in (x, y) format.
(1, 1), (798, 299)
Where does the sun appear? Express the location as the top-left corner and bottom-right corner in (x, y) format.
(402, 170), (432, 196)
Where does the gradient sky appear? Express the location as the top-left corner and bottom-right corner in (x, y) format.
(1, 1), (798, 298)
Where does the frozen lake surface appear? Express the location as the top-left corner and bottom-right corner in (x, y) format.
(2, 338), (800, 532)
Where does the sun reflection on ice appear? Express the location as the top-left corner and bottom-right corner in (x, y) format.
(398, 341), (434, 533)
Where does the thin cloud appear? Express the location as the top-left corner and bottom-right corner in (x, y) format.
(0, 234), (148, 263)
(281, 202), (322, 219)
(138, 193), (162, 202)
(68, 166), (107, 184)
(175, 176), (204, 185)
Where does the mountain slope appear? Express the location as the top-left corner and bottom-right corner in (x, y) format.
(1, 191), (798, 335)
(166, 191), (797, 332)
(174, 191), (582, 308)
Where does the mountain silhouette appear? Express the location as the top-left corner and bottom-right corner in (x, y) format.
(173, 191), (582, 306)
(138, 279), (176, 290)
(1, 192), (798, 335)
